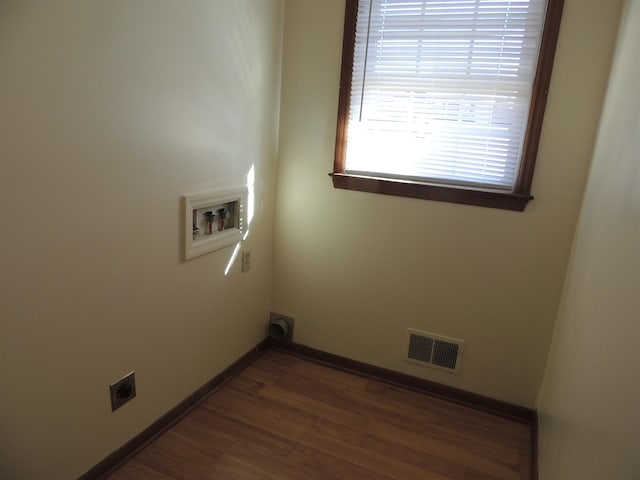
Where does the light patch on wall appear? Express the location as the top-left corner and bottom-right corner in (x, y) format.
(224, 164), (255, 275)
(247, 164), (255, 226)
(224, 243), (242, 276)
(225, 4), (264, 98)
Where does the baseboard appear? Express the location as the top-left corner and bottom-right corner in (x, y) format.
(79, 339), (269, 480)
(531, 416), (539, 480)
(269, 339), (537, 424)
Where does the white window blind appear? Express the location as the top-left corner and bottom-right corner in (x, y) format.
(345, 0), (548, 191)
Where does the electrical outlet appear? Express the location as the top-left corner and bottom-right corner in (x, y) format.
(242, 250), (251, 272)
(110, 371), (136, 412)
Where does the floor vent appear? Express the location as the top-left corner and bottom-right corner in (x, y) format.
(405, 328), (464, 375)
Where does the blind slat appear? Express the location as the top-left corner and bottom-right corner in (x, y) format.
(345, 0), (547, 189)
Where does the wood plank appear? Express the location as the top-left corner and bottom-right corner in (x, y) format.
(203, 387), (307, 443)
(237, 363), (280, 387)
(299, 431), (457, 480)
(205, 452), (280, 480)
(287, 442), (396, 480)
(226, 374), (268, 396)
(271, 342), (536, 423)
(464, 469), (505, 480)
(365, 380), (530, 445)
(224, 439), (313, 480)
(258, 381), (369, 431)
(367, 420), (522, 480)
(132, 432), (226, 480)
(169, 411), (237, 457)
(106, 351), (533, 480)
(289, 355), (370, 389)
(106, 460), (175, 480)
(191, 406), (297, 456)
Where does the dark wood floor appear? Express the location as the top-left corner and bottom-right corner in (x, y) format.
(107, 350), (532, 480)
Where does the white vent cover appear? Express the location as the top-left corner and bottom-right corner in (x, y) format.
(404, 328), (464, 375)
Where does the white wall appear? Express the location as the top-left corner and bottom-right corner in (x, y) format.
(272, 0), (622, 407)
(537, 1), (640, 477)
(0, 1), (283, 478)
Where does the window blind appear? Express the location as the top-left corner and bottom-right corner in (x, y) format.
(345, 0), (548, 191)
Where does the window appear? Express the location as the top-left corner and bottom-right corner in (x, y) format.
(332, 0), (564, 211)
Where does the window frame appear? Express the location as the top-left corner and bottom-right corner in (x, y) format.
(332, 0), (566, 212)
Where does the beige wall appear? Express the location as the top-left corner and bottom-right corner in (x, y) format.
(272, 0), (622, 407)
(537, 1), (640, 477)
(0, 1), (283, 478)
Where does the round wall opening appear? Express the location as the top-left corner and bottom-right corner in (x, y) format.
(269, 318), (290, 340)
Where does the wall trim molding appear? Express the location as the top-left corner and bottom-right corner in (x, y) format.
(269, 340), (537, 424)
(79, 339), (269, 480)
(532, 418), (539, 480)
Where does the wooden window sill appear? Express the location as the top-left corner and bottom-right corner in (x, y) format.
(330, 173), (533, 212)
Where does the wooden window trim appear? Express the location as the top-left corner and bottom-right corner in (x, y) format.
(332, 0), (566, 212)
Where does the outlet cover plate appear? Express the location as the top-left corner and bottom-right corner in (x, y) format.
(110, 371), (136, 412)
(242, 250), (251, 272)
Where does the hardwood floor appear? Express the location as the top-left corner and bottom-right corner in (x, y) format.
(107, 350), (532, 480)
